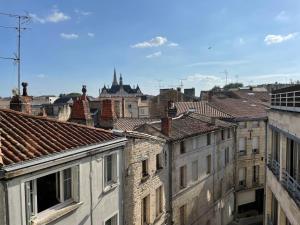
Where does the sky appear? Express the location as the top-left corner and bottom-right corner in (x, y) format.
(0, 0), (300, 97)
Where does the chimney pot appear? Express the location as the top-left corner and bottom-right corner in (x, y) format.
(161, 117), (172, 136)
(22, 82), (28, 96)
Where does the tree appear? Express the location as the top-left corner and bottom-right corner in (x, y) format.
(223, 82), (243, 90)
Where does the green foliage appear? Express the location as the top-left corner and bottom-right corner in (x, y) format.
(223, 83), (243, 90)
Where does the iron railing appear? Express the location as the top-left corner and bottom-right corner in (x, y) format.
(267, 155), (280, 179)
(281, 169), (300, 206)
(271, 91), (300, 111)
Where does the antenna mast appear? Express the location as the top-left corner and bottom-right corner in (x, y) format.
(0, 12), (31, 95)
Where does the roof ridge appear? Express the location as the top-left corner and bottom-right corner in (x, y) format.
(0, 108), (112, 134)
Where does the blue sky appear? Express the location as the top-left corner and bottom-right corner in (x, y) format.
(1, 0), (300, 97)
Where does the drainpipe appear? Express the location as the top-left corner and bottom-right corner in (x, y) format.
(233, 124), (238, 222)
(263, 119), (268, 225)
(167, 141), (173, 225)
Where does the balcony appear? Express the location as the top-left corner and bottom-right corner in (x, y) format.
(267, 155), (280, 179)
(271, 90), (300, 112)
(282, 169), (300, 207)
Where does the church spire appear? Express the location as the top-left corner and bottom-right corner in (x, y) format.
(112, 68), (118, 86)
(119, 73), (123, 86)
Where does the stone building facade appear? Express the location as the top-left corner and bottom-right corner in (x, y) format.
(136, 113), (236, 225)
(266, 85), (300, 225)
(115, 131), (169, 225)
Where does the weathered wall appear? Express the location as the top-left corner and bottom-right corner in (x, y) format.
(123, 137), (168, 225)
(4, 148), (123, 225)
(0, 181), (6, 225)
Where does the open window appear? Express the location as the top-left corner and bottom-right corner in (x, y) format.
(25, 167), (79, 224)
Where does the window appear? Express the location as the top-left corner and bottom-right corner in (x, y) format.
(239, 122), (246, 129)
(252, 136), (259, 154)
(105, 153), (118, 186)
(142, 159), (149, 178)
(252, 121), (259, 128)
(105, 214), (118, 225)
(179, 165), (187, 189)
(206, 155), (211, 174)
(221, 130), (225, 140)
(238, 137), (246, 156)
(142, 195), (150, 224)
(227, 128), (231, 139)
(25, 167), (78, 224)
(225, 147), (229, 166)
(206, 133), (211, 145)
(156, 153), (163, 171)
(253, 165), (259, 184)
(180, 141), (186, 154)
(192, 160), (198, 181)
(156, 186), (163, 216)
(179, 205), (186, 225)
(238, 167), (246, 187)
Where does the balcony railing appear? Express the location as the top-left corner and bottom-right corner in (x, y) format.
(271, 90), (300, 112)
(282, 169), (300, 206)
(267, 155), (280, 179)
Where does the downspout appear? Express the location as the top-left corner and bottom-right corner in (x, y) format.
(167, 141), (173, 225)
(263, 119), (268, 225)
(233, 125), (238, 222)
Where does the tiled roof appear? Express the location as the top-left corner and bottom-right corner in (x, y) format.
(149, 112), (234, 141)
(209, 97), (268, 120)
(0, 109), (120, 166)
(114, 118), (159, 131)
(174, 101), (232, 118)
(229, 90), (270, 105)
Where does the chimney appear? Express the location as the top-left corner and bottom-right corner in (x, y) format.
(10, 82), (32, 114)
(100, 99), (116, 129)
(69, 85), (94, 126)
(161, 117), (172, 136)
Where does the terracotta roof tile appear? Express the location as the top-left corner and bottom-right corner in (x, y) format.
(0, 109), (120, 166)
(209, 97), (268, 120)
(149, 112), (234, 141)
(174, 101), (232, 118)
(113, 118), (159, 131)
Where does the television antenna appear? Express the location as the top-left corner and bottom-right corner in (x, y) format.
(0, 12), (31, 95)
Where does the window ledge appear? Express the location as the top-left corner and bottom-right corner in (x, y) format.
(31, 200), (83, 225)
(104, 182), (118, 193)
(141, 174), (150, 183)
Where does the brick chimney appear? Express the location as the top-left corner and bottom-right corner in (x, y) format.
(161, 117), (172, 136)
(10, 82), (32, 114)
(99, 99), (116, 129)
(69, 85), (94, 126)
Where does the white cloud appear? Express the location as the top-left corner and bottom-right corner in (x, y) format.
(131, 36), (168, 48)
(275, 11), (289, 22)
(30, 8), (70, 24)
(187, 74), (220, 82)
(186, 60), (249, 67)
(74, 9), (92, 16)
(60, 33), (79, 40)
(264, 33), (298, 45)
(36, 73), (46, 78)
(87, 32), (95, 37)
(146, 51), (162, 58)
(168, 42), (179, 47)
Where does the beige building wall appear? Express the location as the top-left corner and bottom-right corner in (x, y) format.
(235, 119), (266, 218)
(123, 135), (169, 225)
(266, 110), (300, 225)
(171, 128), (235, 225)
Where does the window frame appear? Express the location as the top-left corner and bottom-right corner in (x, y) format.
(24, 166), (79, 225)
(192, 160), (199, 181)
(206, 154), (212, 174)
(156, 153), (163, 171)
(206, 133), (211, 146)
(179, 165), (187, 189)
(142, 158), (149, 178)
(156, 185), (163, 217)
(180, 141), (186, 154)
(104, 153), (118, 187)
